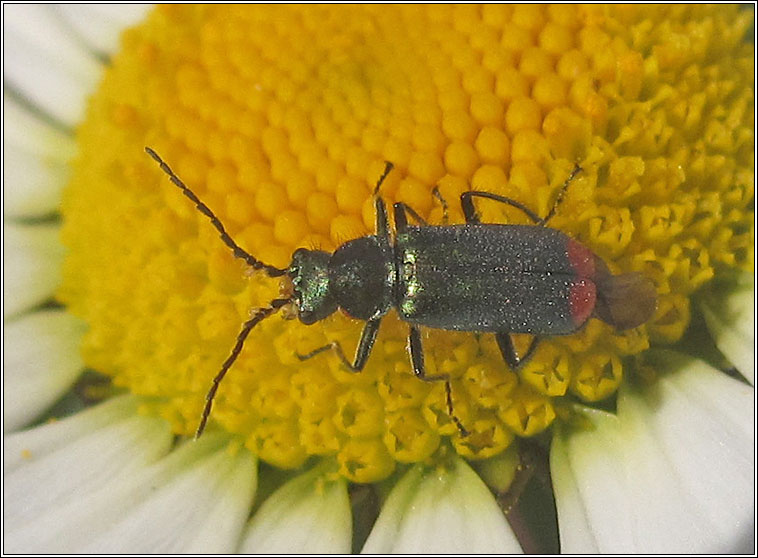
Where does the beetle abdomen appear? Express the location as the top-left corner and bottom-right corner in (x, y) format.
(396, 225), (598, 334)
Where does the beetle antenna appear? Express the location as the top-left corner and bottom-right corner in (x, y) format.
(195, 297), (291, 439)
(145, 147), (287, 278)
(445, 380), (469, 437)
(373, 160), (394, 195)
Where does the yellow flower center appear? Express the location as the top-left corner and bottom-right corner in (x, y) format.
(59, 5), (753, 483)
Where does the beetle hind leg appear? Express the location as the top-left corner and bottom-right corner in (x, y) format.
(461, 191), (543, 225)
(460, 164), (582, 226)
(496, 332), (540, 370)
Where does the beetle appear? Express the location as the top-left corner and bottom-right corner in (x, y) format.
(145, 147), (657, 438)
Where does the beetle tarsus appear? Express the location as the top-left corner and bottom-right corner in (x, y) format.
(496, 333), (541, 371)
(445, 380), (469, 437)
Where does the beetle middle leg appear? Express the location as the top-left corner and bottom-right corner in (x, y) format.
(496, 332), (541, 370)
(296, 318), (381, 372)
(432, 186), (449, 225)
(409, 325), (469, 436)
(394, 184), (451, 232)
(393, 202), (428, 231)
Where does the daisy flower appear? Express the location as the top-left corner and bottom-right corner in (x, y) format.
(4, 5), (754, 553)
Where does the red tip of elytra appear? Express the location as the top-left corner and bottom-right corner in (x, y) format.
(565, 239), (597, 327)
(564, 238), (657, 331)
(566, 238), (595, 278)
(569, 278), (597, 327)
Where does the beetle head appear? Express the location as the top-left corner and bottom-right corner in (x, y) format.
(289, 248), (338, 325)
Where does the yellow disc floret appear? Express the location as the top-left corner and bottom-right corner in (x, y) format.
(60, 5), (753, 483)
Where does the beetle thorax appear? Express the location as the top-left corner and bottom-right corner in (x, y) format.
(328, 236), (395, 321)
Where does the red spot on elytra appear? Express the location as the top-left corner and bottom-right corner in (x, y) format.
(566, 238), (595, 278)
(569, 279), (596, 326)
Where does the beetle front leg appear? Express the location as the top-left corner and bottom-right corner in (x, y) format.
(373, 161), (394, 239)
(431, 186), (449, 225)
(495, 332), (540, 370)
(296, 318), (381, 372)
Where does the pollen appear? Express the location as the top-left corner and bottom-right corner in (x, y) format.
(59, 5), (753, 483)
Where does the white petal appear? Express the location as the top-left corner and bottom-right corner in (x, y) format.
(702, 273), (755, 384)
(4, 5), (103, 127)
(5, 431), (256, 553)
(631, 351), (754, 551)
(3, 310), (87, 432)
(3, 94), (76, 218)
(362, 458), (523, 554)
(550, 408), (635, 553)
(552, 351), (754, 553)
(4, 394), (142, 469)
(3, 222), (64, 318)
(4, 396), (172, 529)
(239, 466), (352, 553)
(54, 5), (152, 55)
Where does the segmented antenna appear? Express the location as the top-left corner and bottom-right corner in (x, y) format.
(145, 147), (287, 277)
(195, 297), (291, 438)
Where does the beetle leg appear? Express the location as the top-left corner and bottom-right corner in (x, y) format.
(296, 318), (381, 372)
(461, 164), (582, 226)
(372, 160), (395, 195)
(444, 380), (470, 437)
(431, 186), (449, 225)
(495, 332), (541, 370)
(393, 185), (449, 232)
(461, 191), (544, 225)
(408, 325), (448, 381)
(393, 202), (428, 232)
(373, 162), (394, 239)
(375, 197), (391, 239)
(408, 326), (469, 436)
